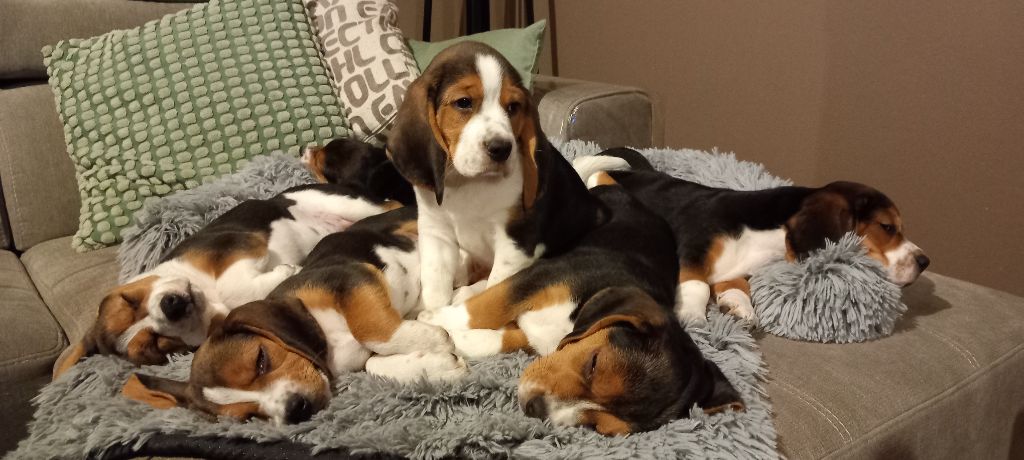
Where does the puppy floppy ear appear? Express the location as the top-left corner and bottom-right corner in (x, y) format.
(699, 360), (746, 415)
(52, 335), (100, 380)
(786, 191), (855, 259)
(387, 71), (449, 205)
(121, 373), (192, 410)
(220, 299), (330, 374)
(558, 287), (667, 350)
(518, 99), (543, 210)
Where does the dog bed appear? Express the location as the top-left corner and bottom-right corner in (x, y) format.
(12, 141), (904, 458)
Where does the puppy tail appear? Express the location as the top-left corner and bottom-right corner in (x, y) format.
(597, 147), (654, 171)
(572, 156), (630, 189)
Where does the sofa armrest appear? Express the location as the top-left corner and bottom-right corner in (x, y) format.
(532, 75), (659, 149)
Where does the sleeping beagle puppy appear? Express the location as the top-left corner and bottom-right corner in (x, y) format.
(386, 41), (604, 310)
(301, 138), (416, 206)
(419, 185), (743, 435)
(53, 183), (398, 379)
(122, 207), (468, 425)
(574, 148), (930, 326)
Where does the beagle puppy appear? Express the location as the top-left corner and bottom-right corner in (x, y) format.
(574, 148), (930, 326)
(122, 207), (468, 425)
(419, 185), (743, 435)
(386, 41), (603, 310)
(53, 183), (398, 379)
(301, 138), (416, 206)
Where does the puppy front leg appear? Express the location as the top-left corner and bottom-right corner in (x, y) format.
(419, 220), (459, 310)
(486, 230), (537, 288)
(418, 277), (526, 331)
(676, 266), (711, 328)
(447, 327), (532, 359)
(217, 258), (300, 306)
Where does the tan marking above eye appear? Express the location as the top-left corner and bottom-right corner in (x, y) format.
(434, 75), (484, 156)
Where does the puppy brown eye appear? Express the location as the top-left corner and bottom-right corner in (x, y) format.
(506, 102), (520, 115)
(880, 223), (896, 234)
(454, 97), (472, 110)
(255, 346), (270, 377)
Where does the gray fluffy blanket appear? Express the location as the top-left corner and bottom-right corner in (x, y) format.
(14, 139), (904, 459)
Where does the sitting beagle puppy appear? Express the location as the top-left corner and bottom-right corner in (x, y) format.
(122, 207), (468, 425)
(574, 148), (930, 326)
(301, 138), (416, 206)
(53, 183), (398, 378)
(386, 41), (603, 310)
(419, 185), (743, 435)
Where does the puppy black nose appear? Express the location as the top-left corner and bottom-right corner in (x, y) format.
(285, 395), (314, 424)
(159, 294), (190, 321)
(486, 139), (512, 162)
(915, 254), (931, 271)
(521, 396), (547, 419)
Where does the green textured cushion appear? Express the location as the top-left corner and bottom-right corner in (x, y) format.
(43, 0), (349, 251)
(407, 20), (546, 89)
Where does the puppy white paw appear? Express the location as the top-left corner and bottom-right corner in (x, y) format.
(717, 289), (758, 328)
(418, 352), (469, 382)
(675, 307), (709, 329)
(364, 352), (468, 383)
(449, 329), (503, 359)
(272, 263), (301, 277)
(417, 304), (470, 330)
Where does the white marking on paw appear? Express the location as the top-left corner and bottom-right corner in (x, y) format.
(417, 303), (471, 330)
(675, 280), (710, 328)
(717, 288), (757, 327)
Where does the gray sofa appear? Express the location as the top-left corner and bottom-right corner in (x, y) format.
(1, 1), (1022, 458)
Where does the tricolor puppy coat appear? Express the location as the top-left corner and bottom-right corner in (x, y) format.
(386, 41), (603, 310)
(301, 138), (416, 206)
(574, 148), (930, 326)
(419, 186), (743, 435)
(53, 183), (397, 379)
(122, 207), (467, 425)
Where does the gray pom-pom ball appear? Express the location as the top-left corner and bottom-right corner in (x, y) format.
(749, 233), (907, 343)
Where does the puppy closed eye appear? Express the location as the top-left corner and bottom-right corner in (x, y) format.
(255, 346), (270, 377)
(121, 293), (140, 309)
(879, 223), (896, 235)
(583, 351), (600, 381)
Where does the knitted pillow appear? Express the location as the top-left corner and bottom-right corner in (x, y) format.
(43, 0), (350, 251)
(307, 0), (419, 146)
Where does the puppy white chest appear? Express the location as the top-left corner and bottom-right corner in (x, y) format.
(710, 228), (787, 283)
(307, 307), (372, 375)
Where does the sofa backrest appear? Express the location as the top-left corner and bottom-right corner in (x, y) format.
(0, 85), (83, 250)
(0, 0), (198, 251)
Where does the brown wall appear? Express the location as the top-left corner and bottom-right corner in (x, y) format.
(395, 1), (1024, 296)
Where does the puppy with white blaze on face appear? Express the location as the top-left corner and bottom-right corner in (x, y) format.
(122, 207), (468, 425)
(52, 183), (399, 379)
(386, 41), (604, 311)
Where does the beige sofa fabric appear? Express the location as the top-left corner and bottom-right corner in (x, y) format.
(21, 237), (120, 345)
(0, 0), (196, 80)
(765, 272), (1024, 459)
(0, 250), (66, 450)
(0, 85), (82, 251)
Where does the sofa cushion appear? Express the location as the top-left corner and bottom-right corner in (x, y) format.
(0, 249), (66, 452)
(0, 0), (197, 81)
(764, 272), (1024, 459)
(21, 237), (120, 345)
(0, 84), (82, 251)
